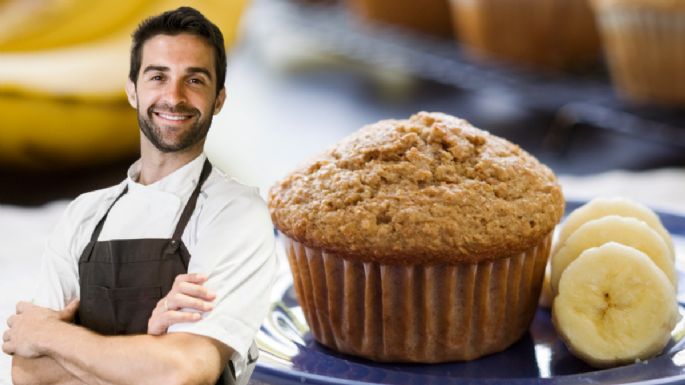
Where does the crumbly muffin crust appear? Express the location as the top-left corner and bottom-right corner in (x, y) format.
(269, 112), (564, 264)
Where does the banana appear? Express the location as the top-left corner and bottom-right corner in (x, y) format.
(551, 215), (676, 295)
(0, 94), (139, 168)
(0, 0), (51, 42)
(0, 38), (130, 100)
(556, 197), (674, 260)
(0, 0), (248, 52)
(552, 242), (679, 368)
(0, 0), (82, 46)
(0, 0), (249, 98)
(0, 1), (146, 52)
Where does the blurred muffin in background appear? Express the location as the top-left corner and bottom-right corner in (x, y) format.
(593, 0), (685, 106)
(348, 0), (453, 37)
(450, 0), (601, 72)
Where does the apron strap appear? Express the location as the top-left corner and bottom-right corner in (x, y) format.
(172, 158), (213, 240)
(90, 158), (212, 243)
(90, 185), (129, 243)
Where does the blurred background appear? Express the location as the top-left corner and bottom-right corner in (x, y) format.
(2, 0), (685, 383)
(2, 0), (685, 205)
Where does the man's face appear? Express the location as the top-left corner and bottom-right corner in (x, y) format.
(126, 33), (226, 153)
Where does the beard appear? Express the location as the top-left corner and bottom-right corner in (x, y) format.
(138, 102), (214, 153)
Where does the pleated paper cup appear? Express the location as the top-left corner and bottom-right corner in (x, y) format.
(450, 0), (600, 71)
(594, 2), (685, 105)
(281, 232), (552, 363)
(347, 0), (454, 37)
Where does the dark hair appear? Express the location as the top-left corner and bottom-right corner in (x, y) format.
(129, 6), (227, 95)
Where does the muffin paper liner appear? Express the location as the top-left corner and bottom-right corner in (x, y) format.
(349, 0), (453, 37)
(449, 0), (599, 70)
(596, 8), (685, 105)
(282, 232), (552, 363)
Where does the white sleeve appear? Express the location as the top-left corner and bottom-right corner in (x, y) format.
(168, 190), (278, 361)
(32, 201), (84, 311)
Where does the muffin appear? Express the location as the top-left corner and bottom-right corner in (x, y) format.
(592, 0), (685, 105)
(450, 0), (600, 71)
(347, 0), (453, 37)
(269, 112), (564, 362)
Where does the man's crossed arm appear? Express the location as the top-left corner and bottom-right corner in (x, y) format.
(4, 274), (222, 385)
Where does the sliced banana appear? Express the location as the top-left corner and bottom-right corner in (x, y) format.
(551, 215), (676, 295)
(552, 242), (679, 368)
(556, 197), (674, 259)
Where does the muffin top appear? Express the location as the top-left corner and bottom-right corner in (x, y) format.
(269, 112), (564, 264)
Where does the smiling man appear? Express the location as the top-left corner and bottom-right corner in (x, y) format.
(2, 7), (277, 385)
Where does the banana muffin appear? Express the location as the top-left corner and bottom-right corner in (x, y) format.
(268, 112), (564, 362)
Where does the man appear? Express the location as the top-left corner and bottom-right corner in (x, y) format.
(2, 7), (277, 385)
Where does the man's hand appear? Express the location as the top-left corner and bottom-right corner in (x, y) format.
(148, 273), (215, 335)
(3, 299), (79, 358)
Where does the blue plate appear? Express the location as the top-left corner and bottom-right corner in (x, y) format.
(253, 201), (685, 385)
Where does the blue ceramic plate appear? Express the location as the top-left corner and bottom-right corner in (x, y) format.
(253, 201), (685, 385)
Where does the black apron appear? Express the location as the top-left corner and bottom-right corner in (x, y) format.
(76, 159), (235, 385)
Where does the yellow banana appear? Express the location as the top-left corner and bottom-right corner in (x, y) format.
(0, 0), (146, 52)
(0, 0), (82, 47)
(0, 38), (129, 99)
(0, 0), (43, 42)
(0, 94), (139, 168)
(0, 0), (249, 98)
(0, 0), (248, 52)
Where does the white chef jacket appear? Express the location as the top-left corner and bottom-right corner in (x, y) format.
(32, 153), (278, 381)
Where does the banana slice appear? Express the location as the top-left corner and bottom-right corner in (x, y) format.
(552, 242), (679, 368)
(556, 197), (674, 260)
(551, 215), (675, 295)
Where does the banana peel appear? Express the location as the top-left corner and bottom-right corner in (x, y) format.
(0, 94), (139, 168)
(0, 0), (250, 98)
(0, 0), (250, 169)
(0, 38), (130, 100)
(0, 0), (81, 46)
(0, 0), (248, 52)
(0, 0), (148, 52)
